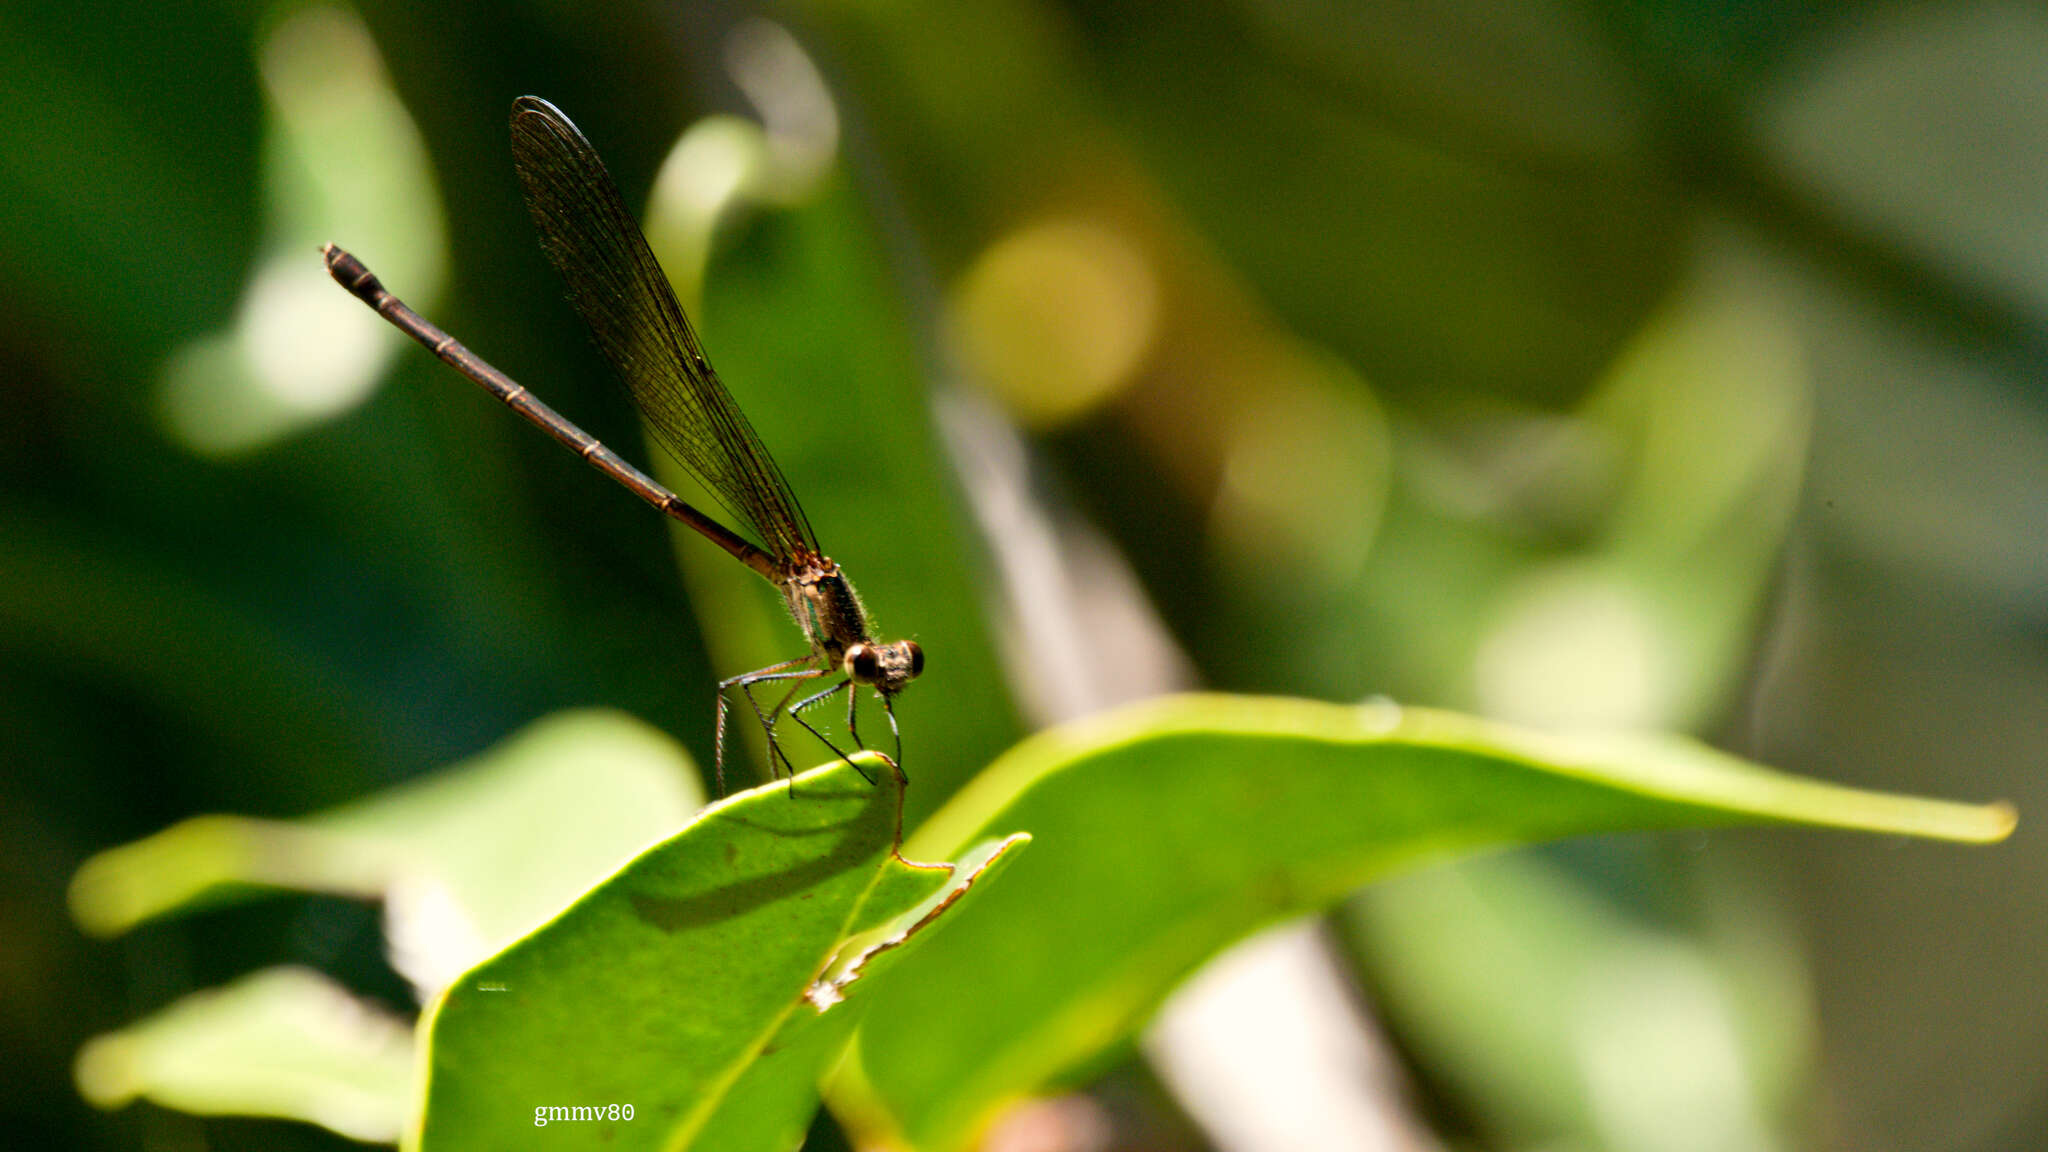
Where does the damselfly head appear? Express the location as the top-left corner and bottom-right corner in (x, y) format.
(846, 640), (924, 693)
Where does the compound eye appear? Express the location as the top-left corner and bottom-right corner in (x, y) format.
(903, 640), (925, 678)
(846, 644), (882, 682)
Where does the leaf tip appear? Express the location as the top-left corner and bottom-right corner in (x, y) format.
(1978, 799), (2019, 842)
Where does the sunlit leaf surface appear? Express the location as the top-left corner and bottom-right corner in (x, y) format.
(413, 754), (1016, 1152)
(851, 694), (2012, 1149)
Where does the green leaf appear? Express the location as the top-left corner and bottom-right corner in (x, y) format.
(73, 966), (413, 1143)
(849, 694), (2014, 1150)
(69, 710), (702, 998)
(68, 714), (1024, 1148)
(689, 832), (1029, 1152)
(412, 753), (1007, 1152)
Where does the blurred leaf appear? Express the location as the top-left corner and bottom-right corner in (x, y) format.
(159, 3), (449, 458)
(73, 966), (413, 1144)
(848, 693), (2012, 1150)
(1764, 4), (2048, 322)
(70, 710), (702, 998)
(1067, 0), (1682, 407)
(1470, 247), (1812, 729)
(804, 0), (1680, 405)
(412, 754), (1008, 1152)
(1346, 851), (1813, 1151)
(1230, 0), (1650, 158)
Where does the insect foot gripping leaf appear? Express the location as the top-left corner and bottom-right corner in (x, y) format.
(409, 752), (1022, 1152)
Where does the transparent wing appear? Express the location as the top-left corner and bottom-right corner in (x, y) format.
(508, 95), (817, 561)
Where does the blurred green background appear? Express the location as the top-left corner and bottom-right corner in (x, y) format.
(3, 0), (2041, 1149)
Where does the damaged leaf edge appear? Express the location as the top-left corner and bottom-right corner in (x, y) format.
(807, 834), (1033, 1009)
